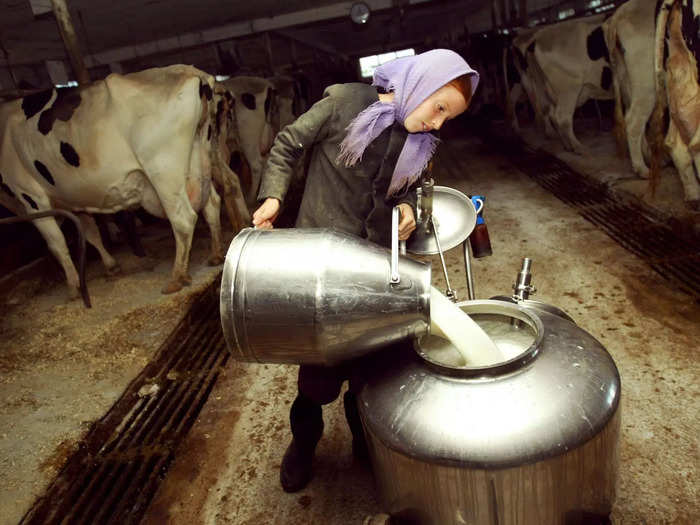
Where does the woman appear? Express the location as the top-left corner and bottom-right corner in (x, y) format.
(252, 49), (479, 493)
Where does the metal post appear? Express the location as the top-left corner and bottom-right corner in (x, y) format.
(432, 217), (456, 301)
(520, 0), (528, 26)
(420, 177), (434, 230)
(511, 257), (536, 328)
(0, 209), (91, 308)
(50, 0), (91, 85)
(390, 206), (400, 284)
(263, 32), (275, 74)
(498, 0), (507, 27)
(512, 257), (535, 302)
(463, 239), (475, 300)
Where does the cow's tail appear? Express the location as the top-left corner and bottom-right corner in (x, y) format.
(603, 19), (627, 158)
(196, 73), (215, 134)
(649, 0), (673, 195)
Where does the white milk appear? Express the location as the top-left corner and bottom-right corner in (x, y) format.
(476, 317), (536, 360)
(429, 287), (505, 366)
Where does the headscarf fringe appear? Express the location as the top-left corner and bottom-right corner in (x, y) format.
(386, 133), (440, 196)
(337, 100), (394, 167)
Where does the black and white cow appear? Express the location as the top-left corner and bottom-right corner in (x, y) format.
(209, 84), (252, 233)
(268, 75), (302, 133)
(221, 76), (277, 206)
(603, 0), (657, 178)
(517, 15), (614, 153)
(0, 65), (227, 297)
(506, 28), (551, 134)
(651, 0), (700, 209)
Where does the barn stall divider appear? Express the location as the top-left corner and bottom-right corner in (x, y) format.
(0, 209), (91, 307)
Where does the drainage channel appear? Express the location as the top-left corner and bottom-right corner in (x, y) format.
(21, 278), (228, 525)
(474, 133), (700, 301)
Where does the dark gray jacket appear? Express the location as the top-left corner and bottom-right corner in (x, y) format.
(258, 82), (417, 247)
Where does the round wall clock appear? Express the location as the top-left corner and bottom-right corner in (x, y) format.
(350, 2), (371, 25)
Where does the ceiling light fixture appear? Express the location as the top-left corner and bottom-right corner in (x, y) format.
(350, 2), (371, 25)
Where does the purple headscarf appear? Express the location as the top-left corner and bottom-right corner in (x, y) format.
(337, 49), (479, 196)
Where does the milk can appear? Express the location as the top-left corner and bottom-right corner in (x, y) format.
(219, 223), (431, 365)
(357, 299), (621, 525)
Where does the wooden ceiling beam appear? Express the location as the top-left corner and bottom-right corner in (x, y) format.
(0, 0), (440, 69)
(271, 29), (347, 61)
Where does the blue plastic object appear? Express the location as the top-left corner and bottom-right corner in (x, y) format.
(471, 195), (485, 225)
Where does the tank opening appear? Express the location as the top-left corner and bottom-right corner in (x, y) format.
(418, 308), (538, 371)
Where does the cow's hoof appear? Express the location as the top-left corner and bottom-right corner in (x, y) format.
(182, 274), (192, 286)
(208, 254), (224, 266)
(161, 280), (183, 294)
(68, 286), (81, 300)
(635, 168), (650, 180)
(106, 264), (121, 276)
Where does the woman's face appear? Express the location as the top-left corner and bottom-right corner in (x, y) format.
(403, 84), (469, 133)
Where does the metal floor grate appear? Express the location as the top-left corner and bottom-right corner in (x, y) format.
(480, 135), (700, 301)
(21, 280), (229, 525)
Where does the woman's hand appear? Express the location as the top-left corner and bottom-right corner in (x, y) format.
(252, 198), (281, 229)
(397, 203), (416, 240)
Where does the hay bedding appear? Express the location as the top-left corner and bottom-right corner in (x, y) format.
(0, 220), (232, 525)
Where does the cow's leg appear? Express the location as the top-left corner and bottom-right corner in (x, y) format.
(202, 184), (225, 265)
(14, 190), (82, 299)
(543, 109), (558, 139)
(77, 213), (120, 275)
(625, 95), (656, 178)
(665, 122), (700, 208)
(2, 167), (82, 298)
(115, 211), (146, 257)
(162, 191), (196, 293)
(212, 162), (241, 232)
(507, 83), (523, 133)
(225, 164), (251, 227)
(32, 216), (81, 299)
(537, 97), (557, 138)
(552, 91), (585, 153)
(140, 173), (197, 294)
(529, 88), (549, 135)
(212, 146), (250, 232)
(222, 168), (251, 232)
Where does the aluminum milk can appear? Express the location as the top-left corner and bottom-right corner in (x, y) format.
(219, 226), (431, 366)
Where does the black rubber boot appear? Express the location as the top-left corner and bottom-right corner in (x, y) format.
(280, 395), (324, 492)
(344, 391), (369, 461)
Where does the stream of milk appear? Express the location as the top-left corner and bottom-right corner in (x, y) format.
(428, 286), (506, 367)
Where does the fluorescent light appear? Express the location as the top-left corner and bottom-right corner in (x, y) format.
(29, 0), (52, 16)
(359, 48), (415, 78)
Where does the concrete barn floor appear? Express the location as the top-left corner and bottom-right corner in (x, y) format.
(0, 223), (232, 525)
(141, 133), (699, 524)
(0, 123), (697, 525)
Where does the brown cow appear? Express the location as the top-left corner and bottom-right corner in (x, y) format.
(651, 0), (700, 209)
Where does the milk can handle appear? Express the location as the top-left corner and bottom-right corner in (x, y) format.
(391, 206), (406, 284)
